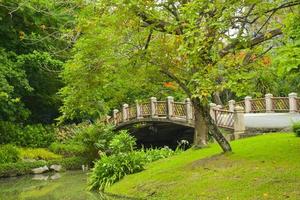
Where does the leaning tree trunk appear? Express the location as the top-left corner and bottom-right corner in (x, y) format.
(193, 103), (209, 148)
(192, 97), (232, 152)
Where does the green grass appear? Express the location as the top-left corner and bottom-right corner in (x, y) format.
(108, 133), (300, 200)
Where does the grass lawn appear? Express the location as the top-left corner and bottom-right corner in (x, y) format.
(107, 133), (300, 200)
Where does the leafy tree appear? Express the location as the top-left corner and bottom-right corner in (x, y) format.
(0, 48), (31, 121)
(61, 1), (300, 152)
(0, 0), (79, 123)
(272, 9), (300, 94)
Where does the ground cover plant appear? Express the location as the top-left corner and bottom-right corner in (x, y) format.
(108, 133), (300, 200)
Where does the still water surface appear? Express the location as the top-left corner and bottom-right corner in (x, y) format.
(0, 171), (125, 200)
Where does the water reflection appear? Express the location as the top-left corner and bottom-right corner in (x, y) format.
(0, 171), (139, 200)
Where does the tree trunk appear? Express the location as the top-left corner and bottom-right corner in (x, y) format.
(193, 102), (208, 148)
(192, 97), (232, 152)
(192, 98), (208, 148)
(212, 91), (223, 105)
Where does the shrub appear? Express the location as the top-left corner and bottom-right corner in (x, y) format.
(49, 142), (86, 157)
(0, 157), (87, 177)
(16, 124), (56, 148)
(73, 121), (115, 159)
(109, 130), (136, 154)
(0, 121), (56, 148)
(0, 144), (20, 164)
(0, 121), (22, 145)
(293, 121), (300, 137)
(0, 160), (47, 177)
(19, 148), (61, 160)
(48, 157), (88, 170)
(144, 147), (179, 163)
(88, 151), (145, 191)
(88, 147), (180, 191)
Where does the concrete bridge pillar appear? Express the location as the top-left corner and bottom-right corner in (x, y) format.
(113, 109), (119, 125)
(245, 96), (252, 113)
(234, 106), (245, 138)
(228, 100), (235, 112)
(122, 104), (129, 122)
(265, 93), (273, 113)
(167, 96), (174, 119)
(150, 97), (157, 118)
(136, 101), (142, 119)
(289, 92), (297, 113)
(185, 98), (193, 122)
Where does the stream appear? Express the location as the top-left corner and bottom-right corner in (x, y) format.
(0, 171), (127, 200)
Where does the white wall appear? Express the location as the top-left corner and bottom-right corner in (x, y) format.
(244, 113), (300, 129)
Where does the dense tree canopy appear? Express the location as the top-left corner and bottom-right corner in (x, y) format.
(0, 0), (79, 123)
(0, 0), (300, 151)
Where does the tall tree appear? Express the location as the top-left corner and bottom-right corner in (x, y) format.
(62, 0), (300, 152)
(0, 0), (80, 123)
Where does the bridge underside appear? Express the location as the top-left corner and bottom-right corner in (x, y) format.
(116, 121), (194, 149)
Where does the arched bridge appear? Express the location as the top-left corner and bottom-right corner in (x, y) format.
(108, 97), (236, 130)
(106, 92), (300, 147)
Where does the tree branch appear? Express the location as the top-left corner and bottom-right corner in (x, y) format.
(219, 28), (282, 57)
(160, 69), (192, 96)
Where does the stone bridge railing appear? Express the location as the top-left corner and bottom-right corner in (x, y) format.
(221, 93), (300, 113)
(108, 97), (242, 133)
(107, 92), (300, 136)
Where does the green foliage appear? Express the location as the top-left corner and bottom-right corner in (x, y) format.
(73, 121), (115, 159)
(0, 48), (32, 121)
(0, 0), (79, 123)
(292, 122), (300, 137)
(0, 156), (87, 177)
(89, 132), (179, 191)
(17, 51), (64, 123)
(143, 147), (178, 163)
(0, 121), (22, 144)
(272, 10), (300, 95)
(19, 148), (61, 161)
(109, 130), (136, 154)
(88, 151), (146, 191)
(48, 157), (88, 170)
(0, 121), (55, 148)
(107, 134), (300, 199)
(49, 142), (86, 157)
(0, 144), (20, 164)
(0, 160), (47, 178)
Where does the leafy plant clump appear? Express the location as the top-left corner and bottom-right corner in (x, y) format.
(0, 121), (55, 148)
(292, 121), (300, 137)
(0, 144), (20, 164)
(88, 131), (180, 191)
(88, 151), (146, 191)
(49, 142), (86, 157)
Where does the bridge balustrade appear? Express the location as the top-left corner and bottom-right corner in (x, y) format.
(108, 92), (300, 137)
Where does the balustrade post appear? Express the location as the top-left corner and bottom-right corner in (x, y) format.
(265, 93), (273, 113)
(167, 96), (174, 119)
(136, 100), (142, 119)
(289, 92), (297, 113)
(150, 97), (157, 118)
(122, 104), (128, 122)
(106, 115), (111, 124)
(233, 106), (245, 138)
(113, 109), (119, 125)
(228, 100), (235, 112)
(245, 96), (252, 113)
(209, 103), (217, 121)
(185, 98), (193, 122)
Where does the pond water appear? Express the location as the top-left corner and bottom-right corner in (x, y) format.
(0, 171), (127, 200)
